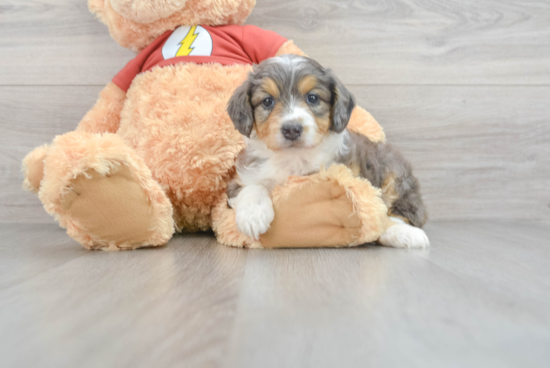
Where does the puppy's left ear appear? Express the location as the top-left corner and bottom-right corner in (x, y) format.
(227, 78), (254, 137)
(329, 73), (355, 133)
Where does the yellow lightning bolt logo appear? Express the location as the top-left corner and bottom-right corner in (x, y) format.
(176, 25), (199, 57)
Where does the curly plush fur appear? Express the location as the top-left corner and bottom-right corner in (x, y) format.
(118, 63), (250, 231)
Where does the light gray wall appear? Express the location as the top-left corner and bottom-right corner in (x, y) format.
(1, 0), (549, 223)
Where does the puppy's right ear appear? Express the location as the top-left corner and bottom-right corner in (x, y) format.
(227, 79), (254, 137)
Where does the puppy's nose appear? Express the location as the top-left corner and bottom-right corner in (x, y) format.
(281, 124), (303, 141)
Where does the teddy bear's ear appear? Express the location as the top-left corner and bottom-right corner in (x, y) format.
(227, 79), (254, 137)
(110, 0), (189, 24)
(89, 0), (106, 15)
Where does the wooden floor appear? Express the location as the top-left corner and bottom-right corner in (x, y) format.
(1, 221), (549, 368)
(1, 1), (550, 367)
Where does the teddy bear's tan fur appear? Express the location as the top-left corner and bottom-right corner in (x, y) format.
(22, 0), (391, 250)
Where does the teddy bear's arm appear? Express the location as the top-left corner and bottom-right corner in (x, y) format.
(76, 82), (127, 134)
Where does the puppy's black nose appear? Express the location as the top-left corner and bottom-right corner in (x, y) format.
(281, 124), (303, 141)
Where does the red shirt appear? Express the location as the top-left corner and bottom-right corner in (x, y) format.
(113, 25), (287, 92)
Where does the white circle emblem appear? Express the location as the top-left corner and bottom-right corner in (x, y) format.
(162, 25), (213, 60)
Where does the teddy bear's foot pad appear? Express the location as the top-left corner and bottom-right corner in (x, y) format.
(60, 167), (160, 250)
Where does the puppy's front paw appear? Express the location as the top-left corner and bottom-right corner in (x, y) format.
(235, 197), (275, 240)
(379, 224), (430, 249)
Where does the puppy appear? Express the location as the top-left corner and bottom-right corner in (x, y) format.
(226, 55), (429, 248)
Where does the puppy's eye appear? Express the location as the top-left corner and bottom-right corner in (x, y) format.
(307, 94), (319, 105)
(262, 97), (274, 108)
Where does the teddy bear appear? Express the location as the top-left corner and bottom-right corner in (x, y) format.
(22, 0), (391, 250)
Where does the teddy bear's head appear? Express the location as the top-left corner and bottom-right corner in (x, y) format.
(89, 0), (256, 51)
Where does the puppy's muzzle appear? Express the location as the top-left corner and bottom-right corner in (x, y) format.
(281, 124), (303, 141)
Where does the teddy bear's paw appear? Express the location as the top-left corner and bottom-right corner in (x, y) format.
(60, 166), (173, 250)
(234, 196), (274, 241)
(378, 224), (430, 249)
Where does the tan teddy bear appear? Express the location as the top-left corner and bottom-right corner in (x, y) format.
(22, 0), (392, 250)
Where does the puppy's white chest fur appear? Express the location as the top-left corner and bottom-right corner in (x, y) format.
(237, 131), (348, 191)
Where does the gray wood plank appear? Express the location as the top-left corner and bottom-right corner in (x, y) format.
(419, 221), (550, 303)
(1, 221), (549, 368)
(250, 0), (550, 85)
(0, 226), (248, 368)
(0, 224), (83, 289)
(1, 0), (549, 86)
(0, 0), (135, 86)
(1, 85), (548, 223)
(0, 221), (550, 368)
(351, 85), (550, 223)
(0, 86), (103, 224)
(224, 221), (550, 368)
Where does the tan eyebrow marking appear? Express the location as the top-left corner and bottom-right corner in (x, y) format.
(298, 75), (318, 95)
(261, 78), (280, 99)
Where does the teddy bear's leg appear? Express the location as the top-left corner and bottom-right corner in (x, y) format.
(259, 178), (365, 248)
(33, 131), (174, 250)
(212, 165), (394, 248)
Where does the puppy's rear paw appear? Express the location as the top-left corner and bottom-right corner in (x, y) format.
(235, 198), (275, 240)
(379, 224), (430, 249)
